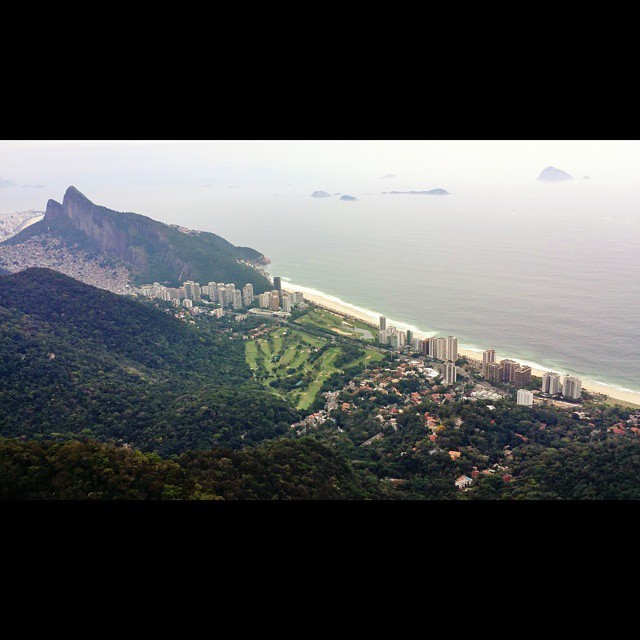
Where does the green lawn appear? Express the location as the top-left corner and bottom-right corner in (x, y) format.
(245, 323), (378, 411)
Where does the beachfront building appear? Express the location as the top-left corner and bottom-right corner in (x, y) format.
(406, 330), (413, 345)
(517, 389), (534, 406)
(293, 292), (304, 304)
(563, 376), (582, 400)
(482, 349), (496, 377)
(486, 362), (503, 385)
(444, 361), (457, 386)
(388, 330), (406, 350)
(428, 336), (458, 362)
(273, 277), (282, 293)
(378, 329), (389, 345)
(411, 337), (423, 352)
(514, 366), (532, 388)
(258, 292), (270, 308)
(282, 294), (292, 313)
(541, 372), (562, 395)
(242, 284), (254, 306)
(379, 316), (387, 331)
(500, 359), (519, 382)
(269, 290), (280, 311)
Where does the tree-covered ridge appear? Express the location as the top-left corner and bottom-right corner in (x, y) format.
(0, 437), (387, 500)
(2, 186), (272, 292)
(0, 269), (298, 455)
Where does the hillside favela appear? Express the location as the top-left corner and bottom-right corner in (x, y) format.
(1, 139), (639, 500)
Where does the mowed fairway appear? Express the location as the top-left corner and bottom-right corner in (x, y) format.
(245, 325), (383, 410)
(295, 307), (378, 341)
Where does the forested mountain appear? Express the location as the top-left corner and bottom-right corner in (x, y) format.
(0, 437), (388, 500)
(0, 268), (296, 455)
(1, 186), (272, 291)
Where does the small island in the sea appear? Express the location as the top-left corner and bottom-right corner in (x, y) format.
(537, 166), (573, 181)
(382, 189), (449, 195)
(340, 194), (358, 201)
(311, 191), (332, 198)
(380, 173), (397, 179)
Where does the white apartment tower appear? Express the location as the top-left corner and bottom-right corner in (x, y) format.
(379, 316), (387, 331)
(242, 283), (254, 306)
(482, 349), (496, 377)
(444, 361), (457, 386)
(282, 294), (292, 313)
(541, 372), (561, 395)
(258, 292), (271, 308)
(183, 281), (201, 301)
(516, 389), (534, 406)
(208, 282), (218, 302)
(232, 290), (243, 309)
(562, 376), (582, 400)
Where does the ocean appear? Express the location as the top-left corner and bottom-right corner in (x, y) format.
(4, 179), (639, 394)
(178, 181), (640, 395)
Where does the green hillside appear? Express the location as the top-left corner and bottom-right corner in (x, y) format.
(0, 268), (296, 455)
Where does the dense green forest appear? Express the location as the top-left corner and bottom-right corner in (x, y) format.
(0, 437), (387, 500)
(0, 269), (297, 456)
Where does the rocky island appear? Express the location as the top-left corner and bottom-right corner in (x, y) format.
(537, 166), (573, 181)
(339, 195), (358, 201)
(311, 191), (332, 198)
(382, 189), (449, 195)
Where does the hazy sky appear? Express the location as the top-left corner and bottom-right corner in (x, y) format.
(2, 139), (640, 214)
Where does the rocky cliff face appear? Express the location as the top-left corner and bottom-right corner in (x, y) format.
(7, 186), (272, 291)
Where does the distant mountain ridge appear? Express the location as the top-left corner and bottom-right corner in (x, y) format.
(0, 186), (272, 292)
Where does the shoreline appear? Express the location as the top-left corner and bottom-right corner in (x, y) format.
(282, 278), (640, 407)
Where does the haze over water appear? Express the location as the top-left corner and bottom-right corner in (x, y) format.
(1, 140), (639, 393)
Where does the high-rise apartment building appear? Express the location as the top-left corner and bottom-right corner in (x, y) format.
(216, 284), (227, 306)
(411, 337), (423, 352)
(514, 366), (532, 388)
(242, 284), (254, 307)
(378, 329), (389, 345)
(207, 282), (218, 302)
(258, 292), (271, 308)
(269, 290), (280, 311)
(379, 316), (387, 331)
(541, 372), (561, 395)
(501, 359), (519, 382)
(292, 292), (304, 304)
(184, 281), (201, 301)
(516, 389), (534, 406)
(445, 336), (458, 362)
(482, 349), (496, 377)
(406, 330), (413, 345)
(282, 294), (292, 313)
(562, 376), (582, 400)
(486, 362), (504, 385)
(232, 290), (243, 309)
(389, 331), (406, 349)
(444, 361), (457, 385)
(273, 277), (282, 293)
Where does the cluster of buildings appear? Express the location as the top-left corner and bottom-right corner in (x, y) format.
(481, 349), (532, 387)
(378, 317), (459, 385)
(481, 348), (583, 402)
(139, 274), (305, 317)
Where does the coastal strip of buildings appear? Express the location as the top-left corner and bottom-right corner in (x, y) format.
(138, 276), (306, 318)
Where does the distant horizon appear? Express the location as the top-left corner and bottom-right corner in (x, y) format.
(3, 140), (640, 216)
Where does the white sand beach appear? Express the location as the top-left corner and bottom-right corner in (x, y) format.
(283, 280), (640, 407)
